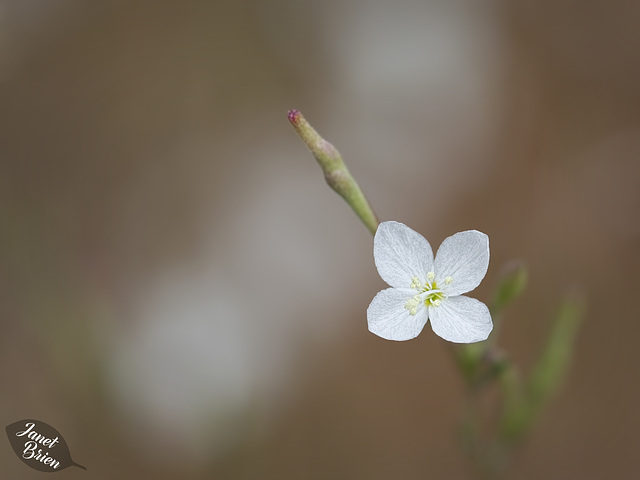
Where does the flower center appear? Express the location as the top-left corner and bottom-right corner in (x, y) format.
(404, 272), (453, 315)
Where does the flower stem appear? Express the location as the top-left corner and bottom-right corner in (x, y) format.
(500, 290), (586, 442)
(288, 109), (379, 235)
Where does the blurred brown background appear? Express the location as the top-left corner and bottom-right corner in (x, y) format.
(1, 0), (639, 478)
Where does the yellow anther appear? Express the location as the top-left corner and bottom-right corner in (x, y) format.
(445, 276), (453, 285)
(427, 272), (435, 281)
(410, 276), (422, 290)
(404, 295), (421, 316)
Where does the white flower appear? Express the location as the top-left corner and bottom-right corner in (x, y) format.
(367, 221), (493, 343)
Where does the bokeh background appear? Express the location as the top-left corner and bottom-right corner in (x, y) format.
(1, 1), (639, 478)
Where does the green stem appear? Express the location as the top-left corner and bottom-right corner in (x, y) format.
(288, 110), (379, 235)
(499, 291), (585, 443)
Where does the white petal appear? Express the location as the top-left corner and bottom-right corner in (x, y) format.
(367, 288), (428, 341)
(374, 221), (434, 289)
(429, 296), (492, 343)
(434, 230), (489, 296)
